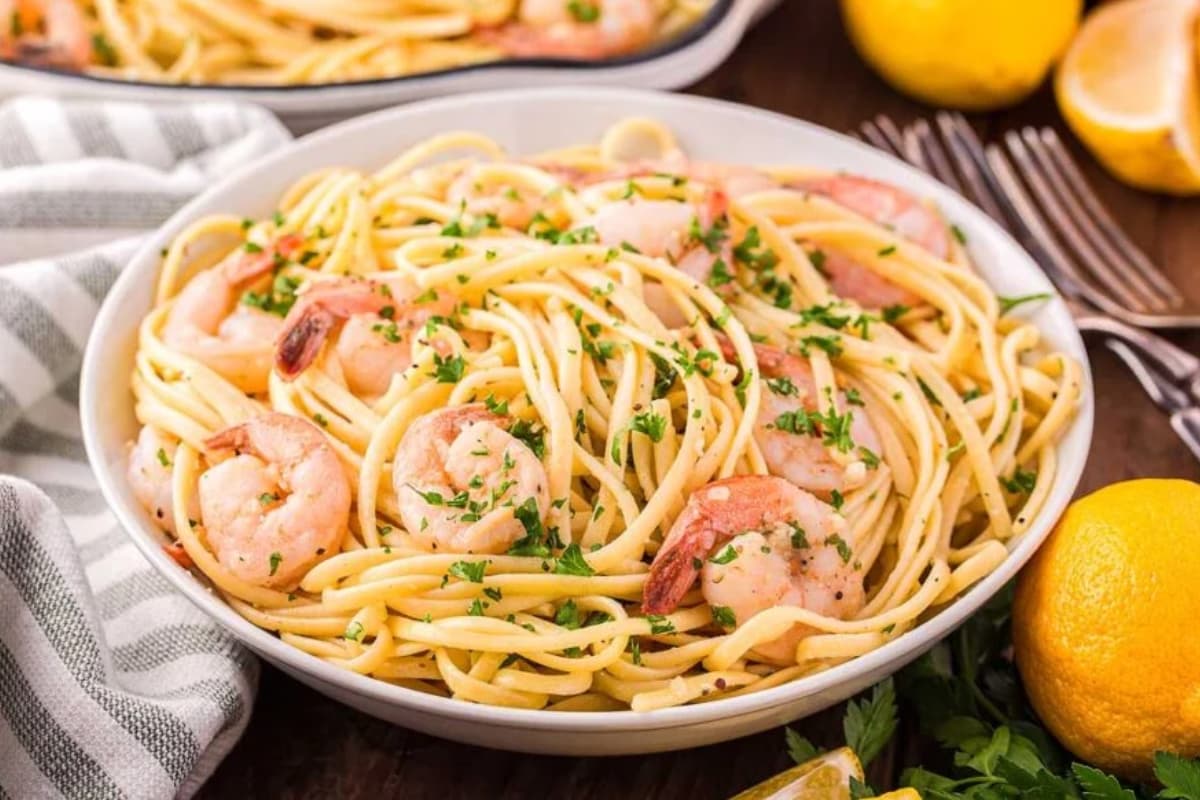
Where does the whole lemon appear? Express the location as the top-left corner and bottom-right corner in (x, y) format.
(1013, 479), (1200, 781)
(839, 0), (1083, 110)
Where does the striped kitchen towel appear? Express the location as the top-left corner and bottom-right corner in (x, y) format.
(0, 96), (293, 800)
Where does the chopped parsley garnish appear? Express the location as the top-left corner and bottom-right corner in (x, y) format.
(554, 543), (595, 577)
(733, 226), (779, 270)
(858, 447), (881, 469)
(484, 394), (509, 415)
(881, 304), (910, 324)
(441, 212), (499, 238)
(629, 411), (668, 443)
(484, 587), (503, 601)
(509, 419), (546, 459)
(566, 0), (600, 21)
(961, 386), (983, 402)
(797, 303), (850, 330)
(828, 533), (852, 563)
(878, 245), (897, 256)
(268, 551), (282, 576)
(243, 241), (263, 254)
(555, 599), (582, 629)
(998, 292), (1053, 315)
(830, 489), (845, 511)
(916, 376), (942, 407)
(689, 214), (729, 253)
(951, 223), (968, 244)
(467, 599), (487, 616)
(710, 544), (739, 565)
(711, 605), (737, 628)
(650, 352), (676, 400)
(155, 448), (171, 467)
(448, 560), (488, 583)
(508, 497), (550, 557)
(343, 621), (364, 641)
(241, 273), (302, 317)
(845, 387), (865, 406)
(707, 258), (736, 288)
(259, 492), (279, 506)
(1002, 467), (1037, 495)
(766, 376), (800, 397)
(430, 353), (466, 383)
(799, 335), (844, 358)
(647, 615), (675, 635)
(789, 522), (809, 549)
(91, 33), (118, 66)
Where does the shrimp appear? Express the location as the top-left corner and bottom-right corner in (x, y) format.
(127, 425), (199, 536)
(484, 0), (657, 60)
(162, 234), (301, 395)
(643, 475), (864, 663)
(0, 0), (91, 70)
(199, 412), (350, 590)
(275, 276), (462, 398)
(392, 405), (550, 555)
(446, 165), (544, 230)
(726, 338), (881, 497)
(796, 174), (948, 310)
(584, 191), (733, 327)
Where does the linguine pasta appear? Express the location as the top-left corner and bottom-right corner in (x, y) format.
(127, 118), (1081, 712)
(0, 0), (714, 85)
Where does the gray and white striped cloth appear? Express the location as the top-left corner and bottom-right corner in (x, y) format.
(0, 96), (294, 799)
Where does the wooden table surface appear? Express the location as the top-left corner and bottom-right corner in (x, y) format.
(200, 2), (1200, 796)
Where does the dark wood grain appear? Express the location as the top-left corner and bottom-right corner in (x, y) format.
(200, 2), (1200, 796)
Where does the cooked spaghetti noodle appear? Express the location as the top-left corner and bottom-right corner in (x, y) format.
(125, 118), (1081, 711)
(0, 0), (713, 84)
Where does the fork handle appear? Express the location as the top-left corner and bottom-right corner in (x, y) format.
(1172, 408), (1200, 463)
(1073, 312), (1200, 403)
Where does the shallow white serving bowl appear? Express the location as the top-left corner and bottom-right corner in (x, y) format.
(81, 87), (1094, 756)
(0, 0), (772, 131)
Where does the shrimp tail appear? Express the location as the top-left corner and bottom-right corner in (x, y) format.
(642, 544), (701, 615)
(275, 302), (336, 380)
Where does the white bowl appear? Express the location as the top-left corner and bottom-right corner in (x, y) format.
(0, 0), (773, 131)
(81, 87), (1094, 755)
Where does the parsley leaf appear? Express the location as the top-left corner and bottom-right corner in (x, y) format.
(999, 292), (1053, 315)
(785, 728), (821, 765)
(709, 544), (738, 565)
(1156, 752), (1200, 799)
(553, 543), (595, 576)
(448, 560), (488, 583)
(843, 677), (898, 768)
(710, 605), (737, 627)
(629, 411), (668, 443)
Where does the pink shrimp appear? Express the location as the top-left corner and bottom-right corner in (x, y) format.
(127, 424), (198, 536)
(200, 412), (350, 590)
(275, 276), (463, 398)
(483, 0), (657, 60)
(724, 338), (882, 497)
(0, 0), (92, 69)
(392, 405), (550, 554)
(162, 234), (301, 395)
(644, 475), (864, 663)
(795, 174), (950, 309)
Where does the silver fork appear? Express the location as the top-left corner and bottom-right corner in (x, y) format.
(856, 112), (1200, 457)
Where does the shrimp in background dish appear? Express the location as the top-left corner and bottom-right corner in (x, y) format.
(200, 412), (350, 590)
(643, 475), (864, 663)
(484, 0), (658, 60)
(0, 0), (91, 69)
(725, 339), (881, 497)
(275, 276), (463, 398)
(393, 405), (550, 555)
(162, 234), (301, 395)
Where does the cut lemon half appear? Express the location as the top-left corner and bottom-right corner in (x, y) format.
(730, 747), (865, 800)
(1056, 0), (1200, 194)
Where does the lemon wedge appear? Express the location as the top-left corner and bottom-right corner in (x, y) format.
(729, 747), (865, 799)
(1056, 0), (1200, 194)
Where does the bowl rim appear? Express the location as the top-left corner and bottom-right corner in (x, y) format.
(0, 0), (732, 94)
(81, 86), (1095, 733)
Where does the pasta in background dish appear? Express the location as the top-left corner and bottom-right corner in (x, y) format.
(0, 0), (714, 84)
(125, 118), (1081, 711)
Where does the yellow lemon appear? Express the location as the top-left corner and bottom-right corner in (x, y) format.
(839, 0), (1082, 110)
(1056, 0), (1200, 194)
(1013, 479), (1200, 781)
(730, 747), (864, 799)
